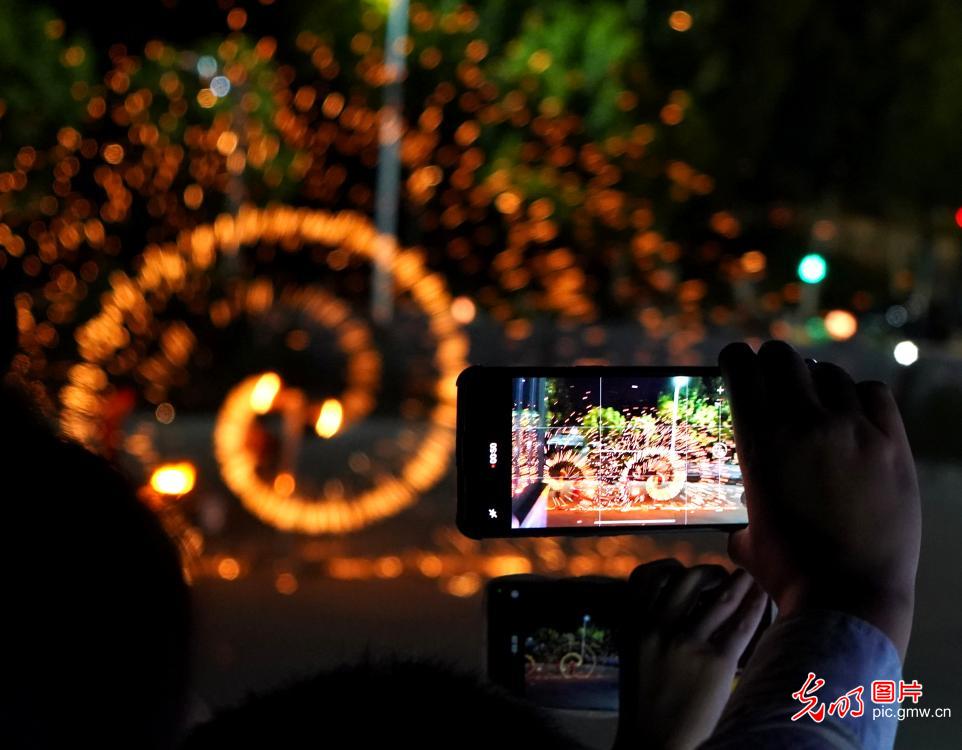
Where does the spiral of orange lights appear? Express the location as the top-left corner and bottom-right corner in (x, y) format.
(63, 205), (468, 534)
(622, 448), (688, 502)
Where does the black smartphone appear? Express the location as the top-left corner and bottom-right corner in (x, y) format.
(487, 576), (625, 713)
(457, 366), (746, 539)
(486, 575), (772, 714)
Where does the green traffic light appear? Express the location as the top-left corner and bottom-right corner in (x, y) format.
(797, 253), (828, 284)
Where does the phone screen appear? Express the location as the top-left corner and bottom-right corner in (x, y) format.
(487, 578), (624, 713)
(457, 366), (747, 538)
(521, 610), (620, 711)
(511, 374), (744, 530)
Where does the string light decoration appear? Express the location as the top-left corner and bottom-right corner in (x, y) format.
(255, 284), (382, 428)
(0, 27), (486, 540)
(128, 410), (725, 592)
(64, 204), (467, 533)
(189, 524), (735, 599)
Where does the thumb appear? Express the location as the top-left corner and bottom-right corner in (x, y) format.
(728, 527), (753, 570)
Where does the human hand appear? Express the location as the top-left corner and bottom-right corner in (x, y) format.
(719, 340), (921, 658)
(615, 560), (768, 750)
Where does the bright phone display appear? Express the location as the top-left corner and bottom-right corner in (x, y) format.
(457, 366), (747, 538)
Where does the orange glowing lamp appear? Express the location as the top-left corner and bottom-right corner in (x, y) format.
(150, 462), (197, 497)
(314, 398), (343, 438)
(249, 372), (281, 414)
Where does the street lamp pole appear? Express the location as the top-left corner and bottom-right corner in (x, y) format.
(372, 0), (410, 324)
(670, 376), (690, 454)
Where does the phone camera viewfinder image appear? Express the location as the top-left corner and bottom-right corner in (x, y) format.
(510, 375), (746, 530)
(521, 610), (619, 711)
(487, 576), (772, 714)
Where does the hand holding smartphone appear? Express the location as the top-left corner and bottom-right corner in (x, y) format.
(457, 366), (747, 538)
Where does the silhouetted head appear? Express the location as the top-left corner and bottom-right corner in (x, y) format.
(0, 278), (16, 375)
(0, 401), (191, 748)
(183, 658), (585, 750)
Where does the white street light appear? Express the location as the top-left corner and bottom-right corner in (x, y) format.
(893, 340), (919, 367)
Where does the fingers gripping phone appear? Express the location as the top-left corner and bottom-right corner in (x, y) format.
(457, 366), (747, 538)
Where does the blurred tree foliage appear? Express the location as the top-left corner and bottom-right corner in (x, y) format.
(2, 0), (960, 335)
(487, 1), (640, 136)
(21, 0), (962, 216)
(0, 0), (92, 157)
(656, 377), (732, 443)
(638, 0), (962, 218)
(582, 405), (626, 431)
(458, 0), (962, 217)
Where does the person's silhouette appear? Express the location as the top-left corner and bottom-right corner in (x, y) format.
(0, 284), (192, 749)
